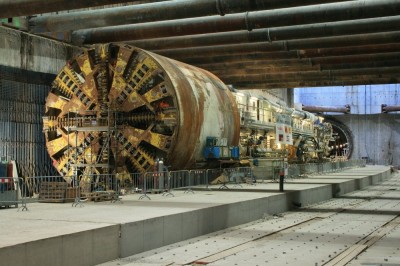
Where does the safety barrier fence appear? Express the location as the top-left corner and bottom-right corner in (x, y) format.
(0, 159), (366, 210)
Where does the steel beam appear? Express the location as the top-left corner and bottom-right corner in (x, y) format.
(321, 59), (400, 71)
(189, 54), (296, 65)
(167, 43), (400, 64)
(29, 0), (354, 33)
(188, 50), (400, 67)
(299, 43), (400, 58)
(310, 52), (400, 65)
(0, 0), (142, 18)
(199, 60), (315, 73)
(208, 60), (400, 77)
(230, 77), (400, 89)
(202, 44), (400, 69)
(71, 0), (400, 44)
(157, 32), (400, 59)
(228, 75), (398, 84)
(219, 66), (400, 83)
(208, 65), (323, 74)
(204, 59), (400, 73)
(130, 16), (400, 50)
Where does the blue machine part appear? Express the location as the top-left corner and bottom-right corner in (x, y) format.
(231, 146), (240, 159)
(206, 136), (218, 147)
(204, 146), (220, 159)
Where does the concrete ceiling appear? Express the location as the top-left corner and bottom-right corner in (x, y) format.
(1, 0), (400, 89)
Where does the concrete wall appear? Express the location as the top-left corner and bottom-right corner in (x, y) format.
(294, 85), (400, 167)
(0, 26), (81, 74)
(334, 114), (400, 166)
(294, 84), (400, 115)
(2, 225), (120, 266)
(0, 27), (81, 176)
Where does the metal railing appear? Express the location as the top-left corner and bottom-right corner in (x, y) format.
(286, 159), (366, 179)
(0, 159), (367, 210)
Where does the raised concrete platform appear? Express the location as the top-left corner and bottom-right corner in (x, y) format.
(109, 170), (399, 266)
(0, 166), (391, 266)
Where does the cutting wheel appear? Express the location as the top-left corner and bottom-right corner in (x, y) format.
(43, 44), (178, 179)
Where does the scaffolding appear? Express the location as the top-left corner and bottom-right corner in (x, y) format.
(66, 109), (118, 186)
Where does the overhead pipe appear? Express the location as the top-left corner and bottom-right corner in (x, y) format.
(156, 32), (400, 59)
(302, 105), (351, 114)
(381, 105), (400, 113)
(71, 0), (400, 45)
(0, 0), (141, 18)
(130, 16), (400, 50)
(30, 0), (267, 33)
(28, 0), (354, 33)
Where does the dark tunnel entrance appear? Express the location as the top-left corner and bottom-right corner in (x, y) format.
(324, 117), (353, 159)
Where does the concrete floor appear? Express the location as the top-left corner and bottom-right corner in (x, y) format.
(102, 167), (399, 266)
(0, 165), (393, 266)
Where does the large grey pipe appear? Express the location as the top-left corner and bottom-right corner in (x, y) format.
(0, 0), (143, 18)
(381, 105), (400, 113)
(28, 0), (353, 33)
(71, 0), (400, 45)
(130, 16), (400, 50)
(302, 105), (351, 114)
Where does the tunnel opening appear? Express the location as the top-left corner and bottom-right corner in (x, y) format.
(324, 117), (353, 159)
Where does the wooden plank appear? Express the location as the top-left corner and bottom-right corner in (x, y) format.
(324, 216), (400, 266)
(194, 243), (255, 264)
(324, 244), (367, 266)
(39, 199), (65, 203)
